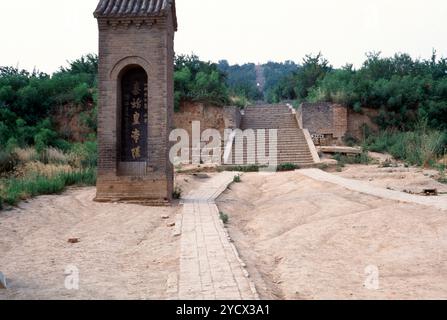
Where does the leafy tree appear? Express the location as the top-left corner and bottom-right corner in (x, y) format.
(174, 55), (229, 110)
(0, 54), (98, 150)
(217, 61), (261, 101)
(272, 51), (447, 131)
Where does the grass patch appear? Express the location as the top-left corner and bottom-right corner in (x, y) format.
(333, 152), (371, 167)
(438, 167), (447, 184)
(277, 163), (299, 172)
(59, 168), (97, 186)
(363, 122), (446, 167)
(1, 168), (96, 207)
(0, 143), (99, 209)
(317, 163), (330, 170)
(222, 163), (301, 173)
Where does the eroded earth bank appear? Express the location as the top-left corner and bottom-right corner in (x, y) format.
(217, 168), (447, 300)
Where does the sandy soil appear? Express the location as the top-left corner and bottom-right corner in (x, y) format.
(0, 187), (181, 300)
(217, 171), (447, 300)
(0, 173), (213, 300)
(175, 172), (218, 197)
(2, 168), (446, 300)
(336, 164), (447, 195)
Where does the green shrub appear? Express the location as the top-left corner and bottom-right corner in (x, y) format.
(438, 167), (447, 184)
(364, 123), (445, 167)
(277, 163), (299, 171)
(271, 52), (447, 132)
(219, 212), (229, 224)
(69, 141), (98, 168)
(3, 174), (65, 205)
(232, 95), (249, 109)
(1, 168), (96, 206)
(333, 152), (370, 166)
(173, 185), (182, 199)
(59, 168), (97, 186)
(233, 175), (241, 183)
(73, 83), (92, 105)
(222, 165), (263, 172)
(317, 163), (329, 170)
(174, 54), (230, 110)
(343, 134), (359, 147)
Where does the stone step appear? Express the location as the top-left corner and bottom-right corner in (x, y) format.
(224, 147), (312, 151)
(235, 104), (316, 165)
(231, 151), (312, 156)
(228, 153), (313, 157)
(226, 155), (314, 161)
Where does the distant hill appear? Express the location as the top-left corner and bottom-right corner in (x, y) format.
(217, 60), (299, 102)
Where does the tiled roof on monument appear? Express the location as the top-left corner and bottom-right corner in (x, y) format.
(94, 0), (176, 23)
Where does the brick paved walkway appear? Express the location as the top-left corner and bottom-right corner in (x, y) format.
(177, 172), (258, 300)
(299, 169), (447, 211)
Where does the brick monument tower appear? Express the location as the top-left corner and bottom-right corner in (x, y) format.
(94, 0), (177, 205)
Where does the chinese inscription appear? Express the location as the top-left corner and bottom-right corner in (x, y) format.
(121, 67), (148, 162)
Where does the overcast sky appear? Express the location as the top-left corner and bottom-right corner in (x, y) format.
(1, 0), (446, 73)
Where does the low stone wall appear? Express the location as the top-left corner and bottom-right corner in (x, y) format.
(302, 102), (334, 136)
(172, 102), (242, 163)
(333, 104), (348, 139)
(301, 102), (380, 145)
(173, 101), (241, 136)
(302, 102), (348, 145)
(347, 108), (380, 141)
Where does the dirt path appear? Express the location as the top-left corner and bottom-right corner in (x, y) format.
(300, 169), (447, 210)
(217, 171), (447, 300)
(0, 188), (180, 300)
(335, 164), (447, 195)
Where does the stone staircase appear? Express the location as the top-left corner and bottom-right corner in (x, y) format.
(224, 104), (317, 167)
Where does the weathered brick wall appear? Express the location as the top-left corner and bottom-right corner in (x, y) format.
(347, 108), (380, 141)
(95, 12), (175, 204)
(302, 102), (348, 145)
(302, 102), (380, 145)
(333, 104), (348, 139)
(302, 102), (335, 136)
(173, 102), (241, 136)
(172, 102), (241, 163)
(223, 106), (242, 130)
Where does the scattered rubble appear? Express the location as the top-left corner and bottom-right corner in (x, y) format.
(423, 189), (438, 196)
